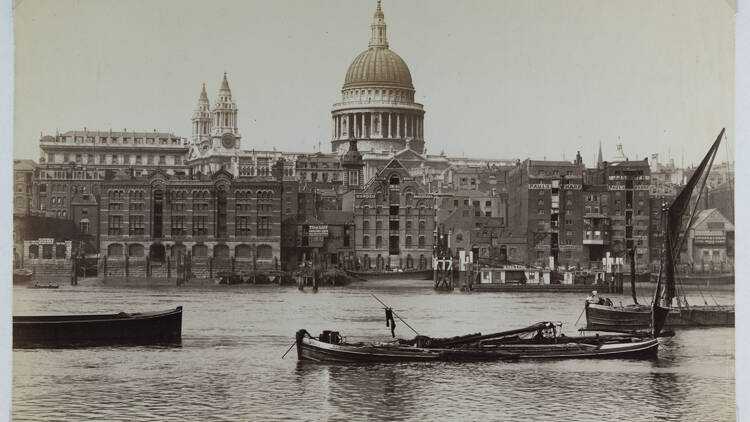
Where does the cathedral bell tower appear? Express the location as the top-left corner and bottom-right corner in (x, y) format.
(191, 83), (212, 151)
(211, 73), (240, 152)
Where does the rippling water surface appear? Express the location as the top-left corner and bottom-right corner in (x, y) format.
(13, 280), (735, 421)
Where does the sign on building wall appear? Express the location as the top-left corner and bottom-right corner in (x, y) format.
(308, 225), (329, 236)
(559, 244), (582, 251)
(529, 184), (551, 190)
(562, 184), (582, 190)
(355, 194), (375, 199)
(608, 184), (625, 190)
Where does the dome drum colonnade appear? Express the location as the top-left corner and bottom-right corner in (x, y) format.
(331, 0), (426, 155)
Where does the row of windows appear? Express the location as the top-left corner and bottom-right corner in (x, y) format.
(361, 235), (426, 248)
(58, 135), (181, 145)
(50, 153), (182, 166)
(362, 220), (427, 231)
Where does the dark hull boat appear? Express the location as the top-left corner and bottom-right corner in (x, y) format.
(345, 269), (433, 281)
(410, 322), (659, 360)
(13, 306), (182, 348)
(295, 330), (519, 363)
(586, 303), (734, 330)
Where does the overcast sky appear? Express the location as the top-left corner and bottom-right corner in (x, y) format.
(13, 0), (735, 167)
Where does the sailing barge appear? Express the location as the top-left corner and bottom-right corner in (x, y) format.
(13, 306), (183, 348)
(295, 322), (659, 362)
(584, 128), (735, 331)
(295, 330), (519, 362)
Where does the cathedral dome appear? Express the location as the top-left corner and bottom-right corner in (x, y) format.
(344, 47), (413, 90)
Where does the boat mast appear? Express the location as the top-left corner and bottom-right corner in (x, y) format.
(664, 128), (724, 307)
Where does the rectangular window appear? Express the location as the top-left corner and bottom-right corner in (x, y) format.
(129, 215), (144, 235)
(108, 215), (122, 235)
(193, 216), (207, 235)
(159, 155), (166, 165)
(236, 216), (251, 236)
(171, 216), (185, 236)
(257, 216), (271, 236)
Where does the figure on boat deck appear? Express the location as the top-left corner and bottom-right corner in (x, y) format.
(586, 290), (612, 306)
(385, 308), (396, 337)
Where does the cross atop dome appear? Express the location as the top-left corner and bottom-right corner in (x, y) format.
(369, 0), (388, 48)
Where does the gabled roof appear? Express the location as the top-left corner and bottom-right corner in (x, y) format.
(690, 208), (734, 231)
(13, 159), (37, 171)
(211, 167), (234, 180)
(393, 147), (426, 162)
(383, 156), (406, 170)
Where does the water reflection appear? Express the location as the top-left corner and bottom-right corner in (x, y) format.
(13, 284), (735, 421)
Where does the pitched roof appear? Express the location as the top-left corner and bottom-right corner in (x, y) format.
(13, 159), (37, 171)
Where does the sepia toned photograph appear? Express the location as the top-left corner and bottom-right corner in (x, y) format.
(8, 0), (738, 420)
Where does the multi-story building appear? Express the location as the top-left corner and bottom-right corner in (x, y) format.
(586, 150), (652, 271)
(99, 168), (283, 274)
(684, 208), (734, 272)
(507, 154), (585, 269)
(295, 153), (344, 184)
(13, 159), (36, 216)
(35, 129), (188, 220)
(346, 157), (435, 270)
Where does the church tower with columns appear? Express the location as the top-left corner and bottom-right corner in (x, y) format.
(331, 0), (426, 155)
(211, 72), (241, 153)
(191, 83), (212, 149)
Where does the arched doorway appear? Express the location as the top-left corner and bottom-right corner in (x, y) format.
(213, 244), (229, 258)
(149, 243), (166, 262)
(192, 244), (208, 257)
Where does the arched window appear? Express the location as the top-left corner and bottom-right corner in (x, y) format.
(376, 220), (382, 230)
(419, 220), (426, 230)
(363, 235), (370, 247)
(405, 236), (412, 248)
(29, 245), (39, 259)
(363, 220), (370, 231)
(235, 244), (252, 258)
(128, 244), (144, 257)
(107, 243), (123, 257)
(418, 236), (426, 248)
(389, 175), (400, 185)
(257, 244), (272, 259)
(376, 236), (383, 249)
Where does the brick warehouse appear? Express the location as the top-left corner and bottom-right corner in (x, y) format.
(99, 168), (284, 279)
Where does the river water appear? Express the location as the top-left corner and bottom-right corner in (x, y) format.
(13, 280), (735, 421)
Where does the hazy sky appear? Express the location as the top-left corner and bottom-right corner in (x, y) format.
(13, 0), (735, 167)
